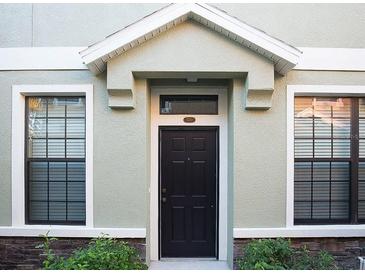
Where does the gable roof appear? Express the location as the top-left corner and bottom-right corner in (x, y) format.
(79, 3), (302, 75)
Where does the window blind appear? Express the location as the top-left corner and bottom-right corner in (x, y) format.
(26, 97), (86, 225)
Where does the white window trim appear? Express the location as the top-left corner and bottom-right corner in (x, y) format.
(284, 84), (365, 237)
(11, 84), (94, 228)
(150, 86), (228, 261)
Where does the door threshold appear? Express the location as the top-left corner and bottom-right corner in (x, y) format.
(160, 257), (218, 261)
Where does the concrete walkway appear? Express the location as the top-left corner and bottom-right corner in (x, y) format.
(149, 259), (230, 270)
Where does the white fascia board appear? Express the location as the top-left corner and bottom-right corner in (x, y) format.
(80, 4), (192, 65)
(234, 226), (365, 238)
(294, 47), (365, 71)
(79, 3), (301, 73)
(0, 226), (146, 238)
(194, 3), (301, 65)
(0, 47), (87, 70)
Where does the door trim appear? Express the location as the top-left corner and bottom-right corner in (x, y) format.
(159, 126), (219, 258)
(150, 86), (228, 261)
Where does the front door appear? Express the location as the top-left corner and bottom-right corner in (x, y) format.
(160, 127), (218, 258)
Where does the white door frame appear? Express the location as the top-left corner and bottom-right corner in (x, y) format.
(150, 86), (228, 261)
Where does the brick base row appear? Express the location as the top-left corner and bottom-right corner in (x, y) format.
(0, 237), (146, 270)
(233, 237), (365, 270)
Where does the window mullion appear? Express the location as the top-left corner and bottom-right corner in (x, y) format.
(350, 98), (359, 224)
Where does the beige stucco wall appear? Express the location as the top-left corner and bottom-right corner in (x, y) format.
(231, 75), (288, 228)
(0, 71), (149, 228)
(107, 21), (274, 92)
(232, 71), (365, 228)
(1, 4), (365, 48)
(1, 4), (365, 233)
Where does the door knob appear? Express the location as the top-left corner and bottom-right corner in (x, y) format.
(162, 197), (167, 203)
(162, 188), (167, 193)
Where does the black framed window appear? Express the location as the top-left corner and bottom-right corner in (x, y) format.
(160, 95), (218, 115)
(26, 97), (86, 225)
(294, 97), (365, 224)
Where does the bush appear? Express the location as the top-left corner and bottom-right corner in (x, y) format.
(237, 238), (337, 270)
(36, 232), (147, 270)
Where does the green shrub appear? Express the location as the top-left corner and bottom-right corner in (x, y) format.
(36, 232), (147, 270)
(237, 238), (337, 270)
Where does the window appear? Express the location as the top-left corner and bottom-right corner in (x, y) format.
(160, 95), (218, 115)
(26, 97), (86, 225)
(294, 97), (365, 224)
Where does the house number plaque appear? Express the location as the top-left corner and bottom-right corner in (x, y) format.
(183, 117), (196, 123)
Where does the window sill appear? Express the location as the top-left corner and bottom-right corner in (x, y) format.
(233, 225), (365, 238)
(0, 225), (146, 238)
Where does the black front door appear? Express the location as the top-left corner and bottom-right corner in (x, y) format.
(160, 127), (218, 258)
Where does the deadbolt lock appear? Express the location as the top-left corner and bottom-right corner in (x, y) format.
(162, 197), (167, 203)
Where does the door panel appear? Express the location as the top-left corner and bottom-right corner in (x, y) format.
(160, 128), (217, 257)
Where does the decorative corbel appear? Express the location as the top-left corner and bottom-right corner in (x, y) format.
(245, 88), (274, 110)
(107, 89), (135, 109)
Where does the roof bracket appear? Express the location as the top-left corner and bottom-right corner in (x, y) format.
(245, 88), (274, 110)
(107, 89), (134, 109)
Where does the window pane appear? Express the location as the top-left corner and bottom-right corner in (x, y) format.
(294, 96), (353, 224)
(313, 98), (332, 118)
(67, 139), (85, 158)
(29, 162), (48, 181)
(48, 98), (66, 117)
(313, 162), (330, 181)
(331, 202), (349, 219)
(49, 202), (66, 221)
(26, 96), (86, 224)
(314, 118), (331, 138)
(29, 181), (48, 200)
(314, 139), (331, 158)
(29, 98), (47, 118)
(67, 202), (85, 221)
(29, 118), (46, 138)
(29, 201), (48, 221)
(359, 98), (365, 118)
(67, 98), (85, 117)
(48, 119), (65, 138)
(160, 95), (218, 114)
(48, 139), (65, 158)
(295, 97), (313, 117)
(28, 139), (46, 158)
(68, 181), (85, 202)
(294, 201), (311, 220)
(294, 118), (312, 138)
(312, 201), (330, 219)
(333, 140), (351, 158)
(295, 139), (313, 158)
(49, 162), (66, 181)
(358, 162), (365, 220)
(333, 119), (351, 138)
(49, 181), (66, 201)
(67, 119), (85, 138)
(359, 140), (365, 158)
(294, 162), (311, 182)
(68, 162), (85, 181)
(332, 98), (351, 118)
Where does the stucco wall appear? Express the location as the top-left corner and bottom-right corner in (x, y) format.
(1, 3), (365, 231)
(232, 71), (365, 228)
(1, 4), (365, 48)
(0, 71), (148, 228)
(231, 75), (288, 228)
(107, 21), (274, 92)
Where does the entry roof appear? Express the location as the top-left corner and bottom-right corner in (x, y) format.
(80, 3), (302, 75)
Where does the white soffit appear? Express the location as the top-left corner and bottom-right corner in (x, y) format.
(79, 3), (302, 75)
